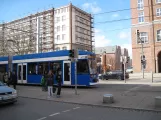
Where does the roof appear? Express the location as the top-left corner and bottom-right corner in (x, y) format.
(95, 46), (117, 54)
(0, 50), (94, 62)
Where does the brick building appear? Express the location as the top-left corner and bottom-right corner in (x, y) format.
(131, 0), (161, 73)
(95, 46), (122, 71)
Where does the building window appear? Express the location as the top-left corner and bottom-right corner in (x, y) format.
(75, 34), (78, 41)
(157, 30), (161, 41)
(156, 0), (161, 3)
(57, 35), (60, 40)
(62, 34), (66, 40)
(57, 26), (60, 32)
(55, 47), (60, 51)
(137, 0), (144, 10)
(138, 11), (144, 23)
(63, 8), (66, 12)
(79, 18), (84, 23)
(156, 8), (161, 17)
(58, 9), (60, 14)
(62, 15), (66, 21)
(62, 25), (66, 31)
(137, 32), (148, 44)
(62, 46), (67, 50)
(56, 17), (60, 23)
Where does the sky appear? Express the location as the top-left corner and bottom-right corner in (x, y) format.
(0, 0), (132, 57)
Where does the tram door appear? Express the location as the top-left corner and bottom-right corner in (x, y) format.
(63, 61), (71, 85)
(18, 63), (27, 83)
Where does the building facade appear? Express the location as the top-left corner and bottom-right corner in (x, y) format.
(0, 3), (94, 56)
(95, 46), (122, 71)
(131, 0), (161, 73)
(121, 48), (130, 68)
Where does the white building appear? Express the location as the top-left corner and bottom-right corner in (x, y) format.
(0, 3), (94, 56)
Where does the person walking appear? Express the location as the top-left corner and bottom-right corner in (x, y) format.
(11, 71), (17, 89)
(56, 67), (62, 98)
(47, 70), (53, 98)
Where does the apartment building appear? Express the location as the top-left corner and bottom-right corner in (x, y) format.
(131, 0), (161, 73)
(0, 3), (94, 56)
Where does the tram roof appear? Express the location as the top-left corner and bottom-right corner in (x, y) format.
(0, 50), (94, 61)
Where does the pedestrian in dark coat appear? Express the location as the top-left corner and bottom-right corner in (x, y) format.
(11, 71), (17, 89)
(56, 67), (62, 98)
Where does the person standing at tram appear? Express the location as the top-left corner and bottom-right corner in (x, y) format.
(41, 71), (47, 91)
(11, 71), (17, 89)
(47, 70), (54, 98)
(56, 67), (62, 98)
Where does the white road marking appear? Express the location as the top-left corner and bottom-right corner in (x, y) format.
(62, 109), (71, 112)
(73, 107), (80, 110)
(49, 112), (60, 117)
(37, 117), (47, 120)
(124, 85), (146, 94)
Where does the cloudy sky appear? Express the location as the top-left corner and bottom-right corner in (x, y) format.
(0, 0), (132, 57)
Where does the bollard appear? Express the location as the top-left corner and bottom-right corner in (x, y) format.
(155, 96), (161, 107)
(151, 71), (153, 83)
(103, 94), (114, 104)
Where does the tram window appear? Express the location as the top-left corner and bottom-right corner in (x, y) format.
(38, 62), (49, 75)
(28, 63), (37, 75)
(50, 62), (61, 74)
(13, 64), (17, 73)
(0, 65), (6, 73)
(77, 60), (89, 74)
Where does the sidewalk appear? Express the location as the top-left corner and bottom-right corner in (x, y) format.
(17, 82), (161, 112)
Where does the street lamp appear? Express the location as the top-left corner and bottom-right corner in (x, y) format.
(103, 51), (106, 74)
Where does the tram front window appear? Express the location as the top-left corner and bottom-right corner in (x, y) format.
(77, 60), (89, 74)
(88, 59), (97, 74)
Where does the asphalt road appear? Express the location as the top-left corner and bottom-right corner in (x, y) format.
(0, 97), (161, 120)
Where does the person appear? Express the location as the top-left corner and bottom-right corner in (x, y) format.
(4, 72), (9, 86)
(11, 71), (17, 89)
(47, 70), (54, 98)
(0, 72), (3, 82)
(41, 71), (47, 91)
(56, 67), (62, 98)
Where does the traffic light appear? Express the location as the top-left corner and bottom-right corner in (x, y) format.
(136, 29), (140, 36)
(69, 49), (74, 58)
(136, 29), (140, 42)
(141, 55), (145, 61)
(126, 56), (130, 63)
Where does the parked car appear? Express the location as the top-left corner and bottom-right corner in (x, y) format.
(0, 81), (17, 105)
(126, 67), (133, 74)
(101, 70), (129, 80)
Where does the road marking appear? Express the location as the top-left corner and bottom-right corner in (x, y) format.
(62, 109), (71, 112)
(73, 107), (80, 110)
(49, 112), (60, 117)
(37, 117), (47, 120)
(124, 85), (146, 94)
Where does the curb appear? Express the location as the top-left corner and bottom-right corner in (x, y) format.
(19, 96), (161, 113)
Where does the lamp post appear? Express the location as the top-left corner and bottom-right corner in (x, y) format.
(104, 51), (106, 74)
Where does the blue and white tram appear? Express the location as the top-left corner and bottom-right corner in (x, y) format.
(0, 50), (98, 86)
